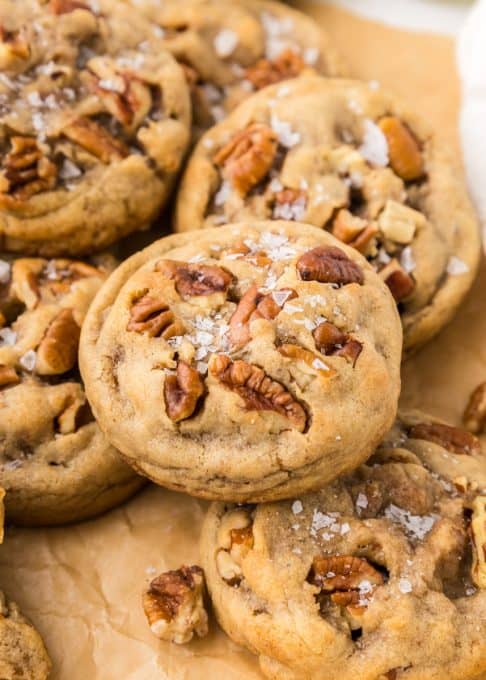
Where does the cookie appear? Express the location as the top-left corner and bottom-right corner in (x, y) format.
(0, 489), (52, 679)
(200, 411), (486, 680)
(79, 220), (401, 502)
(174, 76), (481, 352)
(0, 0), (191, 256)
(0, 255), (144, 526)
(122, 0), (344, 137)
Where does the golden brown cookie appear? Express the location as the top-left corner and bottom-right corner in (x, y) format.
(0, 255), (144, 526)
(0, 0), (191, 256)
(174, 77), (481, 352)
(80, 221), (401, 502)
(201, 411), (486, 680)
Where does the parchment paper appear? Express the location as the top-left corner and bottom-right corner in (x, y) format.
(0, 4), (483, 679)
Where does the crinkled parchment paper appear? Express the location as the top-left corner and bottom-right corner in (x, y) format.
(0, 3), (483, 678)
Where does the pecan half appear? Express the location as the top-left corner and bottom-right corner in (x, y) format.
(308, 555), (384, 615)
(313, 322), (362, 367)
(156, 260), (234, 298)
(378, 117), (424, 182)
(49, 0), (92, 13)
(85, 58), (152, 131)
(463, 382), (486, 434)
(35, 309), (80, 375)
(408, 421), (480, 456)
(471, 497), (486, 589)
(211, 355), (307, 432)
(63, 117), (129, 163)
(127, 295), (185, 339)
(379, 259), (415, 303)
(164, 361), (205, 423)
(245, 49), (306, 90)
(0, 137), (57, 205)
(229, 285), (296, 348)
(0, 365), (19, 388)
(297, 246), (364, 286)
(143, 565), (209, 644)
(213, 123), (278, 195)
(331, 209), (378, 256)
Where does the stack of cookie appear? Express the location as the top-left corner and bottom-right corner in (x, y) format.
(0, 1), (484, 678)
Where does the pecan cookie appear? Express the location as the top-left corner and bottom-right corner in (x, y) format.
(79, 221), (401, 502)
(200, 411), (486, 680)
(174, 77), (481, 352)
(0, 255), (144, 526)
(122, 0), (344, 138)
(0, 0), (190, 256)
(0, 490), (52, 679)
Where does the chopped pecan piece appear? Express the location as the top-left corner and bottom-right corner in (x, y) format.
(0, 365), (20, 388)
(223, 241), (271, 268)
(127, 295), (185, 339)
(156, 260), (234, 298)
(143, 565), (208, 644)
(0, 25), (30, 63)
(35, 309), (80, 375)
(0, 137), (57, 205)
(229, 285), (296, 348)
(297, 246), (364, 286)
(245, 49), (306, 90)
(278, 344), (332, 375)
(211, 355), (307, 432)
(331, 209), (378, 255)
(56, 396), (94, 434)
(408, 421), (480, 456)
(164, 361), (205, 423)
(213, 123), (278, 195)
(308, 555), (384, 615)
(216, 508), (254, 586)
(85, 58), (152, 131)
(313, 322), (362, 367)
(49, 0), (92, 14)
(63, 117), (128, 163)
(378, 117), (424, 182)
(471, 497), (486, 589)
(463, 382), (486, 434)
(379, 259), (415, 303)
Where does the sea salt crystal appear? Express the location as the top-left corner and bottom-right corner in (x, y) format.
(27, 91), (43, 107)
(211, 105), (225, 122)
(99, 77), (125, 93)
(145, 566), (157, 576)
(214, 180), (231, 207)
(292, 547), (302, 555)
(271, 289), (293, 307)
(384, 503), (437, 540)
(273, 194), (306, 221)
(214, 29), (238, 58)
(377, 248), (391, 265)
(270, 114), (300, 148)
(312, 358), (329, 371)
(446, 256), (469, 275)
(400, 246), (416, 273)
(284, 303), (303, 315)
(19, 349), (36, 372)
(291, 500), (303, 515)
(359, 119), (389, 167)
(340, 522), (350, 535)
(202, 83), (222, 104)
(303, 46), (319, 65)
(277, 85), (290, 98)
(398, 578), (413, 594)
(310, 509), (341, 537)
(356, 493), (368, 510)
(0, 259), (10, 284)
(0, 328), (17, 347)
(188, 254), (206, 263)
(269, 177), (283, 193)
(197, 361), (208, 374)
(59, 159), (82, 180)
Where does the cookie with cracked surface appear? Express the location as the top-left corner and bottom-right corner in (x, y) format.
(174, 76), (480, 353)
(0, 255), (144, 526)
(121, 0), (345, 138)
(79, 220), (401, 502)
(0, 0), (190, 256)
(200, 411), (486, 680)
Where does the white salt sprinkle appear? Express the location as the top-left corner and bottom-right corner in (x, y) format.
(0, 259), (10, 284)
(59, 159), (82, 180)
(0, 328), (17, 347)
(270, 114), (300, 148)
(214, 29), (239, 58)
(214, 180), (231, 207)
(398, 578), (413, 594)
(400, 246), (416, 273)
(446, 256), (469, 275)
(291, 500), (303, 515)
(384, 504), (437, 540)
(359, 119), (389, 167)
(19, 349), (37, 372)
(356, 493), (368, 510)
(303, 46), (319, 65)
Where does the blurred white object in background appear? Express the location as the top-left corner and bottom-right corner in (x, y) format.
(458, 0), (486, 229)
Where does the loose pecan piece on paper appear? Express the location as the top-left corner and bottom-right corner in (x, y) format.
(35, 308), (80, 375)
(63, 117), (128, 163)
(143, 565), (208, 644)
(164, 361), (205, 423)
(229, 285), (296, 348)
(245, 49), (306, 90)
(211, 355), (307, 432)
(0, 137), (57, 205)
(408, 421), (480, 456)
(127, 295), (185, 339)
(308, 555), (384, 615)
(313, 321), (362, 367)
(297, 246), (364, 286)
(156, 260), (234, 299)
(463, 382), (486, 435)
(213, 123), (278, 195)
(378, 117), (424, 182)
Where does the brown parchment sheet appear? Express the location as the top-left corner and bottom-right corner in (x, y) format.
(0, 3), (484, 679)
